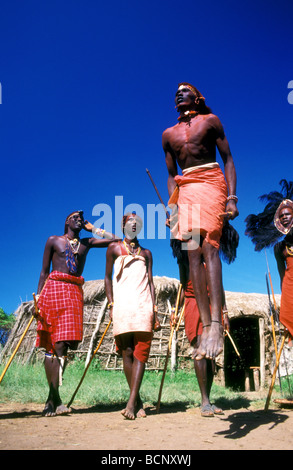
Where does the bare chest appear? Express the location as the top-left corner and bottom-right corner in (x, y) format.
(168, 117), (215, 155)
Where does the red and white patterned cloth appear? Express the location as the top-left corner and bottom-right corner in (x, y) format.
(36, 271), (84, 353)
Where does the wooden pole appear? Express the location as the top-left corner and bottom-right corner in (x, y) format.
(156, 285), (182, 413)
(264, 333), (287, 411)
(225, 330), (240, 357)
(67, 318), (112, 408)
(146, 168), (170, 219)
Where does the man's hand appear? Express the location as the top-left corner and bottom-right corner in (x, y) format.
(83, 220), (94, 232)
(226, 200), (239, 220)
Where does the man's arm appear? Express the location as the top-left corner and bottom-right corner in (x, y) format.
(104, 243), (117, 318)
(162, 130), (178, 197)
(83, 221), (121, 247)
(213, 117), (239, 220)
(145, 249), (156, 306)
(37, 236), (55, 294)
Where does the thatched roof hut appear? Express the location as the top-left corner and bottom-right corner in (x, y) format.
(1, 276), (291, 391)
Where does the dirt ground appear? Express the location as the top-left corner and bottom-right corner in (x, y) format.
(1, 393), (293, 452)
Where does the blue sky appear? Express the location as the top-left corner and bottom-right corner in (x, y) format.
(1, 0), (292, 314)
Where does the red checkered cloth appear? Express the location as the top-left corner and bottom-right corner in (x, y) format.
(36, 270), (84, 353)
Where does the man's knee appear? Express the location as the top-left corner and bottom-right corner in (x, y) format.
(54, 341), (68, 356)
(202, 242), (219, 262)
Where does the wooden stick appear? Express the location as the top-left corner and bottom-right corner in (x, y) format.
(156, 284), (182, 413)
(175, 304), (185, 333)
(0, 295), (39, 385)
(146, 168), (170, 219)
(67, 319), (112, 408)
(265, 249), (277, 311)
(264, 332), (287, 411)
(225, 330), (240, 357)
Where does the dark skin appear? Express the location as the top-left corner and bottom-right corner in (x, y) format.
(104, 215), (156, 420)
(274, 207), (293, 288)
(172, 256), (229, 416)
(163, 85), (238, 360)
(37, 212), (120, 416)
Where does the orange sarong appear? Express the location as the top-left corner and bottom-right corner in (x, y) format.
(184, 279), (203, 344)
(168, 163), (228, 249)
(280, 256), (293, 337)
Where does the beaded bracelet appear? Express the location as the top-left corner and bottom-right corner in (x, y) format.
(107, 302), (114, 309)
(227, 195), (238, 203)
(94, 228), (106, 237)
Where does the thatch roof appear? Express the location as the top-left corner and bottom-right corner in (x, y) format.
(224, 291), (281, 319)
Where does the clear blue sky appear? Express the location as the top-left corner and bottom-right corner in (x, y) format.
(1, 0), (292, 314)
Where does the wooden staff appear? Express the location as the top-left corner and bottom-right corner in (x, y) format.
(264, 332), (287, 411)
(265, 255), (291, 394)
(265, 273), (278, 357)
(265, 249), (277, 311)
(67, 319), (112, 408)
(0, 293), (40, 385)
(146, 168), (170, 219)
(156, 284), (182, 413)
(225, 330), (240, 357)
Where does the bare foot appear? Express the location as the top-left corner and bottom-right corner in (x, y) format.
(56, 404), (71, 415)
(136, 407), (147, 418)
(121, 407), (136, 420)
(42, 402), (56, 417)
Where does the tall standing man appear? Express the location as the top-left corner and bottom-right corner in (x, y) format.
(36, 210), (119, 417)
(274, 200), (293, 340)
(163, 82), (238, 360)
(105, 212), (158, 420)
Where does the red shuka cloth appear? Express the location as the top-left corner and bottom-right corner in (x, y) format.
(36, 271), (84, 352)
(115, 332), (153, 363)
(184, 280), (203, 344)
(280, 256), (293, 337)
(168, 164), (228, 249)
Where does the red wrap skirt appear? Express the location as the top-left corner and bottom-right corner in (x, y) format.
(36, 271), (84, 353)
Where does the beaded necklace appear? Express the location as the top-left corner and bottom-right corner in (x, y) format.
(123, 239), (141, 256)
(65, 236), (80, 273)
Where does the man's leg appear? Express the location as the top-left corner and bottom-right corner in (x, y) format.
(193, 336), (223, 416)
(187, 244), (212, 359)
(120, 333), (146, 420)
(201, 240), (224, 359)
(43, 341), (69, 417)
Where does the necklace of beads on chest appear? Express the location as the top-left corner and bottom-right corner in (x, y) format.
(67, 236), (80, 255)
(123, 239), (141, 256)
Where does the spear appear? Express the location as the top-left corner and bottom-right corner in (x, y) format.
(67, 318), (112, 408)
(146, 168), (170, 219)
